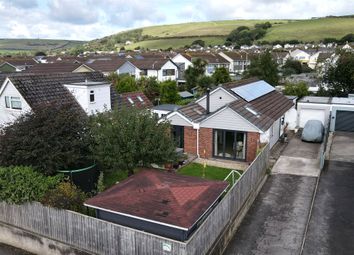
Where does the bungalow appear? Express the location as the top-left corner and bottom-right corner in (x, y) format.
(165, 78), (293, 163)
(187, 52), (230, 76)
(288, 49), (311, 64)
(0, 72), (110, 125)
(0, 58), (37, 73)
(84, 169), (228, 241)
(218, 51), (252, 74)
(24, 62), (95, 73)
(171, 53), (193, 83)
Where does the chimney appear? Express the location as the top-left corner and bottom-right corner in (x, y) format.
(206, 88), (210, 114)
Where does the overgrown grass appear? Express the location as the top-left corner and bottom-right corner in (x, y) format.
(103, 170), (128, 188)
(178, 163), (235, 181)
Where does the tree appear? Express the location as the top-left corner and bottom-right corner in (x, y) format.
(0, 166), (62, 204)
(136, 76), (160, 103)
(184, 58), (207, 91)
(282, 59), (303, 74)
(159, 80), (180, 104)
(90, 107), (177, 176)
(197, 75), (215, 94)
(212, 67), (231, 84)
(0, 102), (92, 175)
(323, 52), (354, 96)
(108, 73), (138, 93)
(283, 82), (310, 98)
(192, 39), (205, 47)
(244, 51), (279, 85)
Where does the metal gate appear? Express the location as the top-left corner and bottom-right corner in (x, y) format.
(335, 111), (354, 132)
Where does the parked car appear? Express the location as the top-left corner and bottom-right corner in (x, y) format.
(301, 120), (324, 143)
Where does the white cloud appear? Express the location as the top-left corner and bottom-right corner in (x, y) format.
(0, 0), (352, 40)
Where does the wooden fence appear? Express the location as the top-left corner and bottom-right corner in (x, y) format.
(0, 144), (269, 255)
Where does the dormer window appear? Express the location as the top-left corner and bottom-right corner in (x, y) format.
(89, 90), (95, 103)
(5, 96), (22, 110)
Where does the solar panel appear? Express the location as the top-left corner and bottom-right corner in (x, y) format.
(231, 80), (275, 102)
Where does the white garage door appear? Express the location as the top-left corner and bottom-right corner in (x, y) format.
(299, 109), (326, 128)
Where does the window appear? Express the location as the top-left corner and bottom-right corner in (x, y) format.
(162, 69), (175, 76)
(89, 90), (95, 103)
(140, 70), (147, 76)
(5, 96), (22, 110)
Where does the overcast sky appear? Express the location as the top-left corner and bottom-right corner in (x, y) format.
(0, 0), (352, 41)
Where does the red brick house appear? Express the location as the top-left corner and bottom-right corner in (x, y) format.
(166, 78), (294, 163)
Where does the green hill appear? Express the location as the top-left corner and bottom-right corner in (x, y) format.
(88, 17), (354, 50)
(0, 39), (86, 54)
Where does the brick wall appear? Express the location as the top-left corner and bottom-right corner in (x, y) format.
(246, 132), (260, 162)
(184, 126), (197, 155)
(199, 128), (213, 159)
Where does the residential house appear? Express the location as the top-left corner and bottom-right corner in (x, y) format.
(171, 53), (193, 83)
(218, 51), (252, 74)
(288, 49), (311, 64)
(84, 169), (228, 241)
(110, 91), (153, 110)
(0, 72), (110, 125)
(24, 62), (95, 73)
(0, 58), (37, 73)
(86, 58), (128, 76)
(186, 52), (230, 76)
(165, 78), (293, 163)
(152, 104), (181, 119)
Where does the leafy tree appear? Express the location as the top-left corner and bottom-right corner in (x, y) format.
(192, 39), (205, 47)
(340, 33), (354, 43)
(244, 51), (279, 85)
(197, 75), (215, 94)
(90, 107), (177, 176)
(212, 67), (231, 84)
(159, 80), (180, 104)
(35, 51), (46, 57)
(41, 181), (87, 213)
(184, 58), (207, 91)
(0, 102), (92, 175)
(283, 82), (310, 98)
(136, 76), (160, 103)
(282, 59), (303, 74)
(0, 166), (62, 204)
(323, 52), (354, 96)
(254, 22), (272, 30)
(108, 73), (138, 93)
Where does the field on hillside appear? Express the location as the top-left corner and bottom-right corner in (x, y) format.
(0, 39), (86, 54)
(91, 17), (354, 50)
(264, 18), (354, 42)
(125, 36), (225, 50)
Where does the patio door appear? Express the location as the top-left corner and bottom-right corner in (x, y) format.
(172, 125), (184, 149)
(213, 130), (246, 160)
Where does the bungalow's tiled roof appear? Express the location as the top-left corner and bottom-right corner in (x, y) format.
(6, 72), (105, 112)
(110, 89), (153, 110)
(85, 169), (228, 229)
(0, 58), (37, 66)
(24, 62), (88, 73)
(178, 103), (207, 122)
(186, 52), (229, 64)
(86, 59), (128, 73)
(129, 58), (171, 70)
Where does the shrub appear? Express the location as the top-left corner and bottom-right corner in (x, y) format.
(0, 166), (62, 204)
(41, 181), (87, 213)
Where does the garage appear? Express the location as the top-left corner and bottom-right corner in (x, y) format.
(299, 109), (326, 128)
(335, 111), (354, 132)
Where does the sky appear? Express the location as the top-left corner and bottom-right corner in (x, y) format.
(0, 0), (353, 41)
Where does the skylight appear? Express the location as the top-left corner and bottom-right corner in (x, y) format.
(137, 96), (144, 102)
(245, 106), (260, 117)
(127, 97), (134, 105)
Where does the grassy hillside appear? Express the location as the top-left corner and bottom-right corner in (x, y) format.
(89, 17), (354, 50)
(0, 39), (86, 54)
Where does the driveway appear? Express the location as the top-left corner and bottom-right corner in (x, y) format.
(223, 133), (321, 255)
(272, 134), (321, 177)
(302, 132), (354, 255)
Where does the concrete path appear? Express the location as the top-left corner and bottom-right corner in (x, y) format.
(302, 132), (354, 255)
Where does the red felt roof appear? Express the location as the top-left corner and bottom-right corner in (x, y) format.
(85, 169), (228, 229)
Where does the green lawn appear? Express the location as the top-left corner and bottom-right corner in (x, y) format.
(178, 163), (237, 182)
(103, 170), (128, 188)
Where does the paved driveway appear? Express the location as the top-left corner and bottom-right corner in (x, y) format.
(272, 134), (321, 177)
(302, 132), (354, 255)
(223, 174), (317, 255)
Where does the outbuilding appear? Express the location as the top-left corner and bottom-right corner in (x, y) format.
(84, 169), (228, 241)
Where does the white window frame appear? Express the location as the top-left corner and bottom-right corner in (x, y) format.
(5, 96), (22, 110)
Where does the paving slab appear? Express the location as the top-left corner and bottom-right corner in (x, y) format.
(282, 135), (321, 160)
(272, 156), (320, 177)
(223, 175), (317, 255)
(329, 132), (354, 163)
